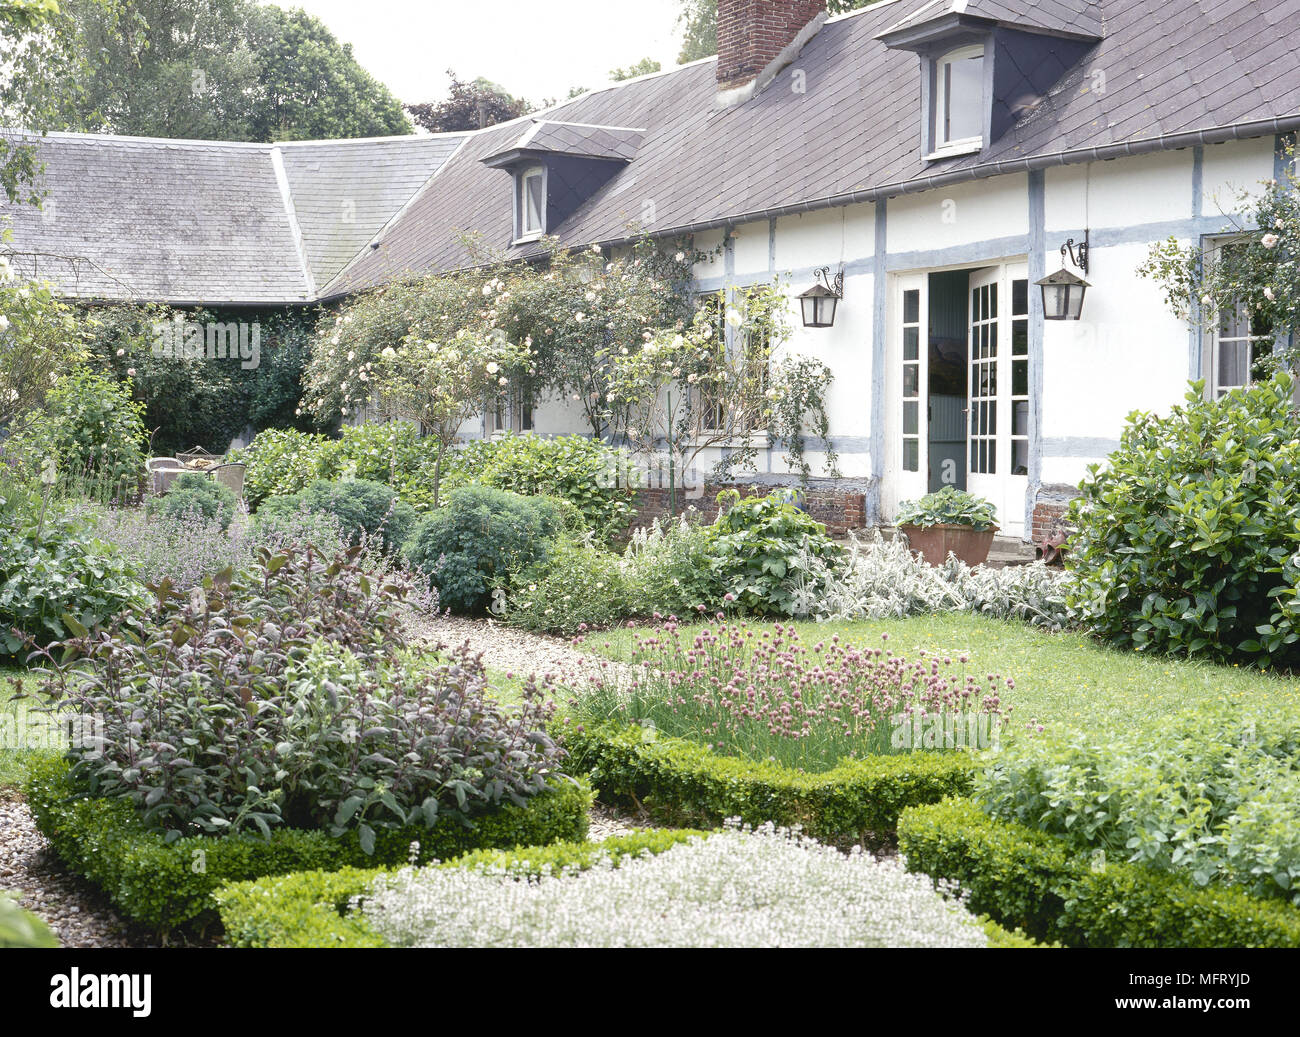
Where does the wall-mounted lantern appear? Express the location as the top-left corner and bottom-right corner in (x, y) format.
(1036, 233), (1090, 321)
(798, 266), (844, 328)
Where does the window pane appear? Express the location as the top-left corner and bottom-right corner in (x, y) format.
(904, 400), (918, 436)
(904, 364), (919, 398)
(1013, 279), (1028, 316)
(1013, 321), (1028, 356)
(1013, 401), (1028, 437)
(525, 172), (544, 231)
(904, 327), (919, 361)
(1012, 439), (1028, 476)
(1013, 359), (1028, 397)
(1218, 341), (1249, 389)
(943, 54), (984, 142)
(904, 290), (920, 324)
(904, 439), (919, 472)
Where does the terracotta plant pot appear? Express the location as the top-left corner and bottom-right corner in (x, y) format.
(899, 522), (998, 567)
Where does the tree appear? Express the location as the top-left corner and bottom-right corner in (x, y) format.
(372, 329), (529, 507)
(28, 0), (409, 142)
(606, 284), (782, 512)
(610, 57), (661, 82)
(246, 6), (410, 141)
(0, 239), (87, 434)
(406, 72), (531, 133)
(675, 0), (883, 63)
(0, 0), (97, 203)
(676, 0), (715, 63)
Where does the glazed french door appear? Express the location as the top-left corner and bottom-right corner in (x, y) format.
(896, 273), (929, 507)
(966, 264), (1029, 537)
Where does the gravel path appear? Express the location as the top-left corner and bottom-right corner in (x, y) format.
(402, 611), (632, 686)
(0, 791), (150, 948)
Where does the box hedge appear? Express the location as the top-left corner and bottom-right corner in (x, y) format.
(898, 797), (1300, 948)
(215, 829), (704, 948)
(24, 754), (591, 936)
(565, 722), (975, 844)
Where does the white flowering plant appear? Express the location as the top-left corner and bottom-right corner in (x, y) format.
(1139, 144), (1299, 371)
(372, 329), (530, 506)
(359, 821), (988, 948)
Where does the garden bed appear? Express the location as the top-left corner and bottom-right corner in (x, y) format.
(24, 756), (590, 937)
(565, 722), (975, 846)
(898, 798), (1300, 948)
(216, 825), (1042, 949)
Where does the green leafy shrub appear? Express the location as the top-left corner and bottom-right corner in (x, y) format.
(897, 487), (998, 530)
(898, 797), (1300, 948)
(564, 721), (975, 845)
(214, 828), (695, 948)
(147, 472), (238, 530)
(404, 485), (564, 613)
(1067, 373), (1300, 666)
(507, 538), (629, 635)
(0, 892), (59, 948)
(706, 489), (843, 616)
(24, 753), (589, 935)
(258, 478), (416, 553)
(976, 705), (1300, 904)
(0, 512), (147, 656)
(332, 422), (443, 511)
(229, 427), (337, 508)
(10, 368), (146, 495)
(449, 432), (635, 542)
(84, 304), (324, 457)
(622, 513), (726, 618)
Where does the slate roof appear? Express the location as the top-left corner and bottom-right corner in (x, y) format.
(4, 0), (1300, 305)
(483, 120), (645, 164)
(278, 134), (466, 291)
(0, 130), (465, 303)
(877, 0), (1104, 42)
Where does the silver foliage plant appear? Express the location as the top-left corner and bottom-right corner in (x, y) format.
(788, 529), (1075, 630)
(359, 821), (987, 948)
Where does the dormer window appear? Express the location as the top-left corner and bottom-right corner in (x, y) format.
(515, 165), (546, 241)
(931, 45), (985, 157)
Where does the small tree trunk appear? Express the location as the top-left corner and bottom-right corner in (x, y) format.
(432, 440), (446, 508)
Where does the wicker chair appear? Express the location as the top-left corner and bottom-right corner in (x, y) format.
(209, 462), (246, 499)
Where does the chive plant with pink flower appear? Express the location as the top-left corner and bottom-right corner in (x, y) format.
(569, 613), (1012, 771)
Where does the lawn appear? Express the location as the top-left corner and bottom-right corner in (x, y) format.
(0, 662), (58, 790)
(578, 612), (1300, 734)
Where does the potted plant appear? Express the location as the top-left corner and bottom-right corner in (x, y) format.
(896, 487), (999, 566)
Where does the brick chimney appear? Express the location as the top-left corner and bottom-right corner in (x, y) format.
(716, 0), (828, 92)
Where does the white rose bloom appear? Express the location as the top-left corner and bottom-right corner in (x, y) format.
(486, 361), (500, 374)
(1261, 233), (1280, 249)
(0, 315), (8, 332)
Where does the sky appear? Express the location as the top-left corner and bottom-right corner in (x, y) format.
(281, 0), (687, 107)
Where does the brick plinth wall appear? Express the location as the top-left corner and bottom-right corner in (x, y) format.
(632, 483), (867, 537)
(1030, 484), (1081, 546)
(716, 0), (827, 89)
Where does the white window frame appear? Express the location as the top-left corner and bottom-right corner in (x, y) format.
(514, 165), (546, 243)
(1204, 236), (1275, 398)
(927, 45), (986, 160)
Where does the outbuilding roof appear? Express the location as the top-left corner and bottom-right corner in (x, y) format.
(4, 0), (1299, 305)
